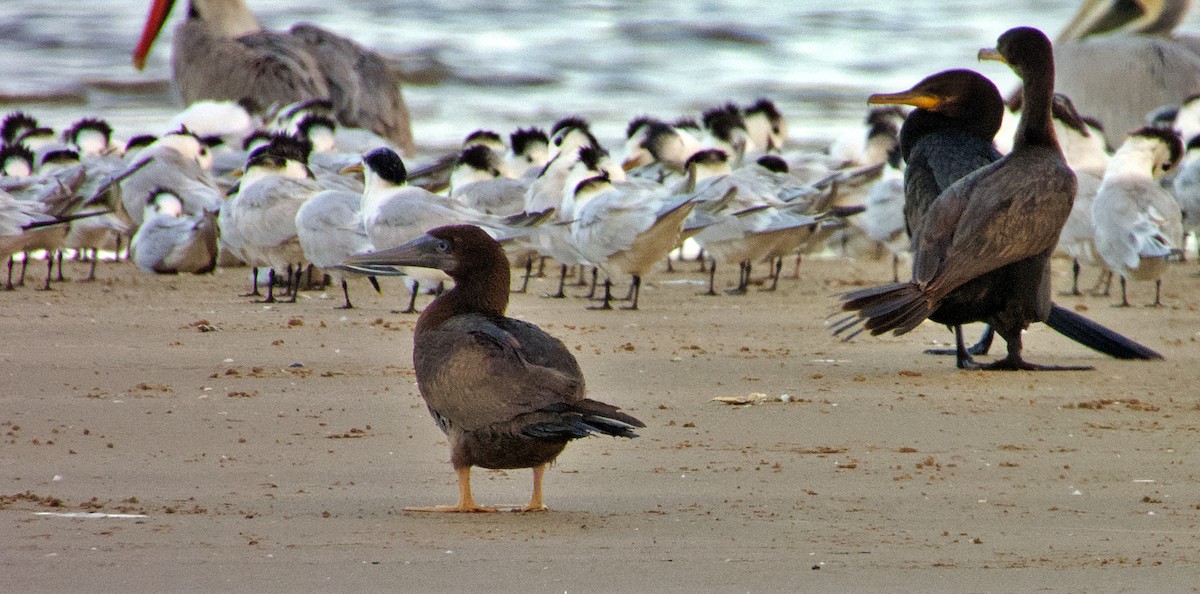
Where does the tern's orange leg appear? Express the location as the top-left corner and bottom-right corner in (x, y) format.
(405, 466), (496, 513)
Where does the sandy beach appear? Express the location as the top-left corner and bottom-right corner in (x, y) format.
(2, 251), (1199, 592)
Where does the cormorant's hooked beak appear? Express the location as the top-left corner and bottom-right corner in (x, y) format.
(868, 90), (941, 111)
(977, 47), (1006, 64)
(133, 0), (177, 71)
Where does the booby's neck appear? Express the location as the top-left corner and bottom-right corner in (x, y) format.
(416, 244), (511, 335)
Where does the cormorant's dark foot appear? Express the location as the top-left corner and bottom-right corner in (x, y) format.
(241, 289), (262, 297)
(542, 291), (566, 299)
(1058, 288), (1082, 297)
(700, 289), (718, 296)
(724, 287), (747, 295)
(956, 357), (983, 371)
(335, 303), (353, 310)
(391, 307), (420, 314)
(587, 302), (613, 311)
(254, 296), (276, 303)
(1144, 302), (1164, 308)
(980, 357), (1092, 371)
(926, 341), (991, 357)
(1111, 301), (1131, 308)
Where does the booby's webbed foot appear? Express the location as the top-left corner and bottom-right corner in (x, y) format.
(404, 504), (497, 513)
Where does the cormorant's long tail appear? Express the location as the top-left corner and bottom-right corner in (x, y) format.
(1044, 304), (1162, 360)
(833, 282), (933, 340)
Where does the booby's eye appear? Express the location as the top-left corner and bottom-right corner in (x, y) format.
(1163, 163), (1173, 171)
(435, 239), (451, 252)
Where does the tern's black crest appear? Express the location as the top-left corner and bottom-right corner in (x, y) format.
(702, 104), (748, 142)
(40, 148), (80, 167)
(641, 121), (678, 156)
(577, 145), (608, 171)
(125, 134), (158, 153)
(509, 127), (548, 156)
(1129, 126), (1184, 168)
(624, 116), (663, 140)
(867, 105), (907, 127)
(256, 133), (313, 163)
(573, 172), (611, 196)
(550, 116), (590, 137)
(0, 143), (35, 171)
(463, 129), (502, 147)
(1049, 94), (1090, 138)
(363, 147), (408, 185)
(241, 129), (274, 151)
(684, 148), (729, 170)
(297, 114), (337, 138)
(744, 98), (783, 130)
(1, 111), (39, 144)
(63, 118), (113, 145)
(673, 116), (701, 131)
(755, 154), (789, 173)
(457, 144), (501, 174)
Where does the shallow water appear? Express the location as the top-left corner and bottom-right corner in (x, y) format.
(2, 1), (1199, 151)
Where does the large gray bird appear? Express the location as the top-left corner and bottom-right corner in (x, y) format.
(1049, 0), (1200, 146)
(132, 0), (414, 154)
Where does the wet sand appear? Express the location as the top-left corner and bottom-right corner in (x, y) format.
(2, 252), (1199, 592)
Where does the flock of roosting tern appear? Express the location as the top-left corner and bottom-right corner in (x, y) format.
(4, 0), (1200, 510)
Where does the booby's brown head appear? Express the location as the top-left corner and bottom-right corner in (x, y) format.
(343, 225), (511, 328)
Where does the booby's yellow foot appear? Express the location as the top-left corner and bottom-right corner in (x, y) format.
(404, 504), (497, 513)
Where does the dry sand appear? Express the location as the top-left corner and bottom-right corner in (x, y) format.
(2, 251), (1199, 593)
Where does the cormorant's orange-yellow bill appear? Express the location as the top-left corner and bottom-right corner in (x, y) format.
(868, 91), (940, 111)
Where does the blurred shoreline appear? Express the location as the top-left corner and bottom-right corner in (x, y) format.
(3, 2), (1200, 155)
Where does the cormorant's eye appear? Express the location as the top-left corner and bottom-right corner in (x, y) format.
(435, 239), (450, 252)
